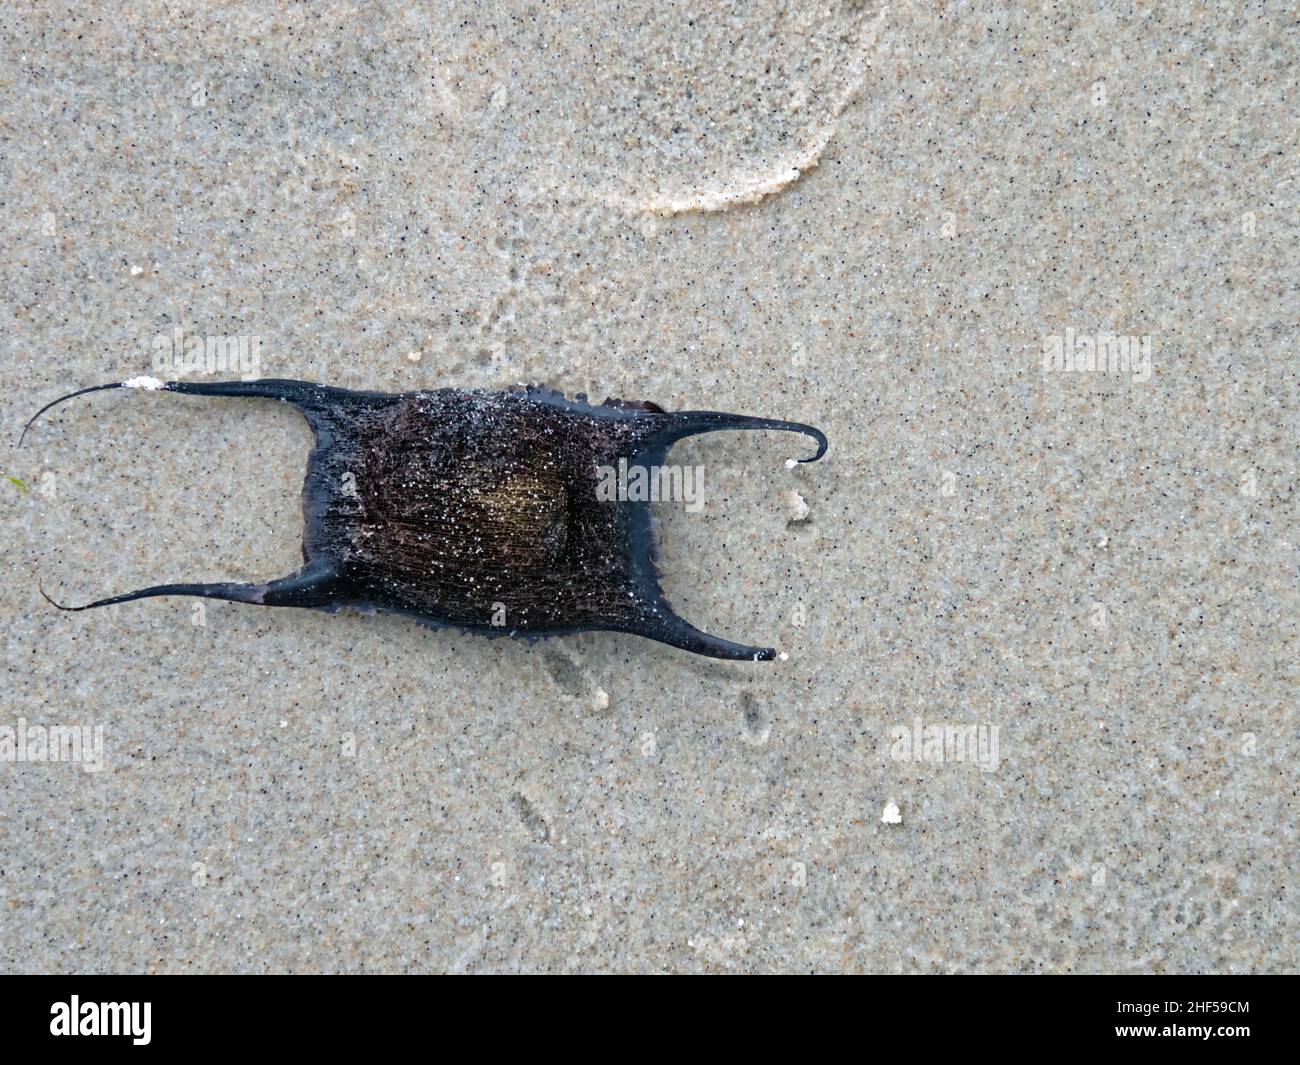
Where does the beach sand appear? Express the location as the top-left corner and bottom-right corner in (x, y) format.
(1, 1), (1294, 972)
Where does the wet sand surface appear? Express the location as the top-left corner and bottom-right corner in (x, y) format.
(1, 2), (1295, 972)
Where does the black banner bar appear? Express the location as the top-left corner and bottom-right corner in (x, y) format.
(0, 974), (1287, 1053)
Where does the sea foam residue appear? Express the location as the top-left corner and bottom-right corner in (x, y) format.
(606, 6), (889, 216)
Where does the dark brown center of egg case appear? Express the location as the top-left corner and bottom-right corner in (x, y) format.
(313, 391), (648, 631)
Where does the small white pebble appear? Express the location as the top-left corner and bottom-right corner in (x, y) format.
(279, 720), (287, 728)
(787, 490), (810, 522)
(129, 264), (144, 277)
(778, 652), (789, 661)
(881, 801), (902, 825)
(784, 458), (798, 470)
(591, 687), (609, 712)
(407, 350), (423, 363)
